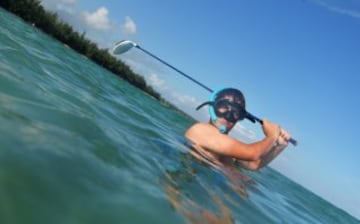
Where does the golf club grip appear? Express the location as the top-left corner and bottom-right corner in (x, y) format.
(247, 113), (297, 146)
(289, 138), (297, 146)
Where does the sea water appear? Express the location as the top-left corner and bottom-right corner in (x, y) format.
(0, 8), (359, 224)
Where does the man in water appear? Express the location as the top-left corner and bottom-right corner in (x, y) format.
(185, 88), (291, 170)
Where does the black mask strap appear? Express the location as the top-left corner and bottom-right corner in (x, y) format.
(196, 101), (213, 110)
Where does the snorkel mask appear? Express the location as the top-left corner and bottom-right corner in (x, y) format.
(196, 88), (247, 133)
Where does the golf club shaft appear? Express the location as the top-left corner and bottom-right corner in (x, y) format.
(136, 45), (213, 92)
(134, 45), (297, 146)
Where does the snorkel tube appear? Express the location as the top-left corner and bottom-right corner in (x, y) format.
(208, 87), (228, 133)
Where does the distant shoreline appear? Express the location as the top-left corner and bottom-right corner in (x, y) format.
(0, 0), (195, 121)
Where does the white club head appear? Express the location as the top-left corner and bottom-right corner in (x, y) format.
(112, 40), (137, 55)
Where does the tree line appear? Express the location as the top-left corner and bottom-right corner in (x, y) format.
(0, 0), (195, 119)
(0, 0), (162, 98)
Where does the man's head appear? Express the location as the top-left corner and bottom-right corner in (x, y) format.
(196, 88), (247, 133)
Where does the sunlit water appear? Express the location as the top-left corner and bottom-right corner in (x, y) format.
(0, 8), (359, 224)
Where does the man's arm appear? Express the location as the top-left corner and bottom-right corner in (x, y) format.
(236, 129), (290, 170)
(185, 120), (281, 161)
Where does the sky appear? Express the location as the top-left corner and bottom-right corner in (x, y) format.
(39, 0), (360, 219)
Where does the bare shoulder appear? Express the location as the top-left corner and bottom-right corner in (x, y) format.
(185, 122), (218, 140)
(185, 122), (245, 156)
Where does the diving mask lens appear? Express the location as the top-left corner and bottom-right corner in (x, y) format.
(214, 99), (246, 123)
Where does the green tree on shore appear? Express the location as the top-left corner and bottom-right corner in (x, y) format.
(0, 0), (161, 100)
(0, 0), (196, 120)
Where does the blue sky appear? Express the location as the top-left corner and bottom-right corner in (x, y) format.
(40, 0), (360, 219)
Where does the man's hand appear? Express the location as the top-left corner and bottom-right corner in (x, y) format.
(262, 119), (281, 141)
(277, 128), (291, 146)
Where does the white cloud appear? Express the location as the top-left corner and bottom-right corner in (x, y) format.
(83, 7), (112, 30)
(179, 95), (198, 106)
(62, 0), (77, 4)
(40, 0), (136, 47)
(313, 0), (360, 19)
(148, 73), (167, 90)
(170, 92), (201, 110)
(40, 0), (77, 13)
(146, 74), (200, 111)
(122, 16), (137, 35)
(168, 91), (208, 120)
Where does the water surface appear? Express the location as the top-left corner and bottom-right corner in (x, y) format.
(0, 8), (358, 224)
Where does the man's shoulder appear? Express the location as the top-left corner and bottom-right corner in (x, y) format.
(187, 122), (215, 132)
(185, 122), (225, 142)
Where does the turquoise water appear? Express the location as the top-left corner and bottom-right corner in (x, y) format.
(0, 8), (359, 224)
